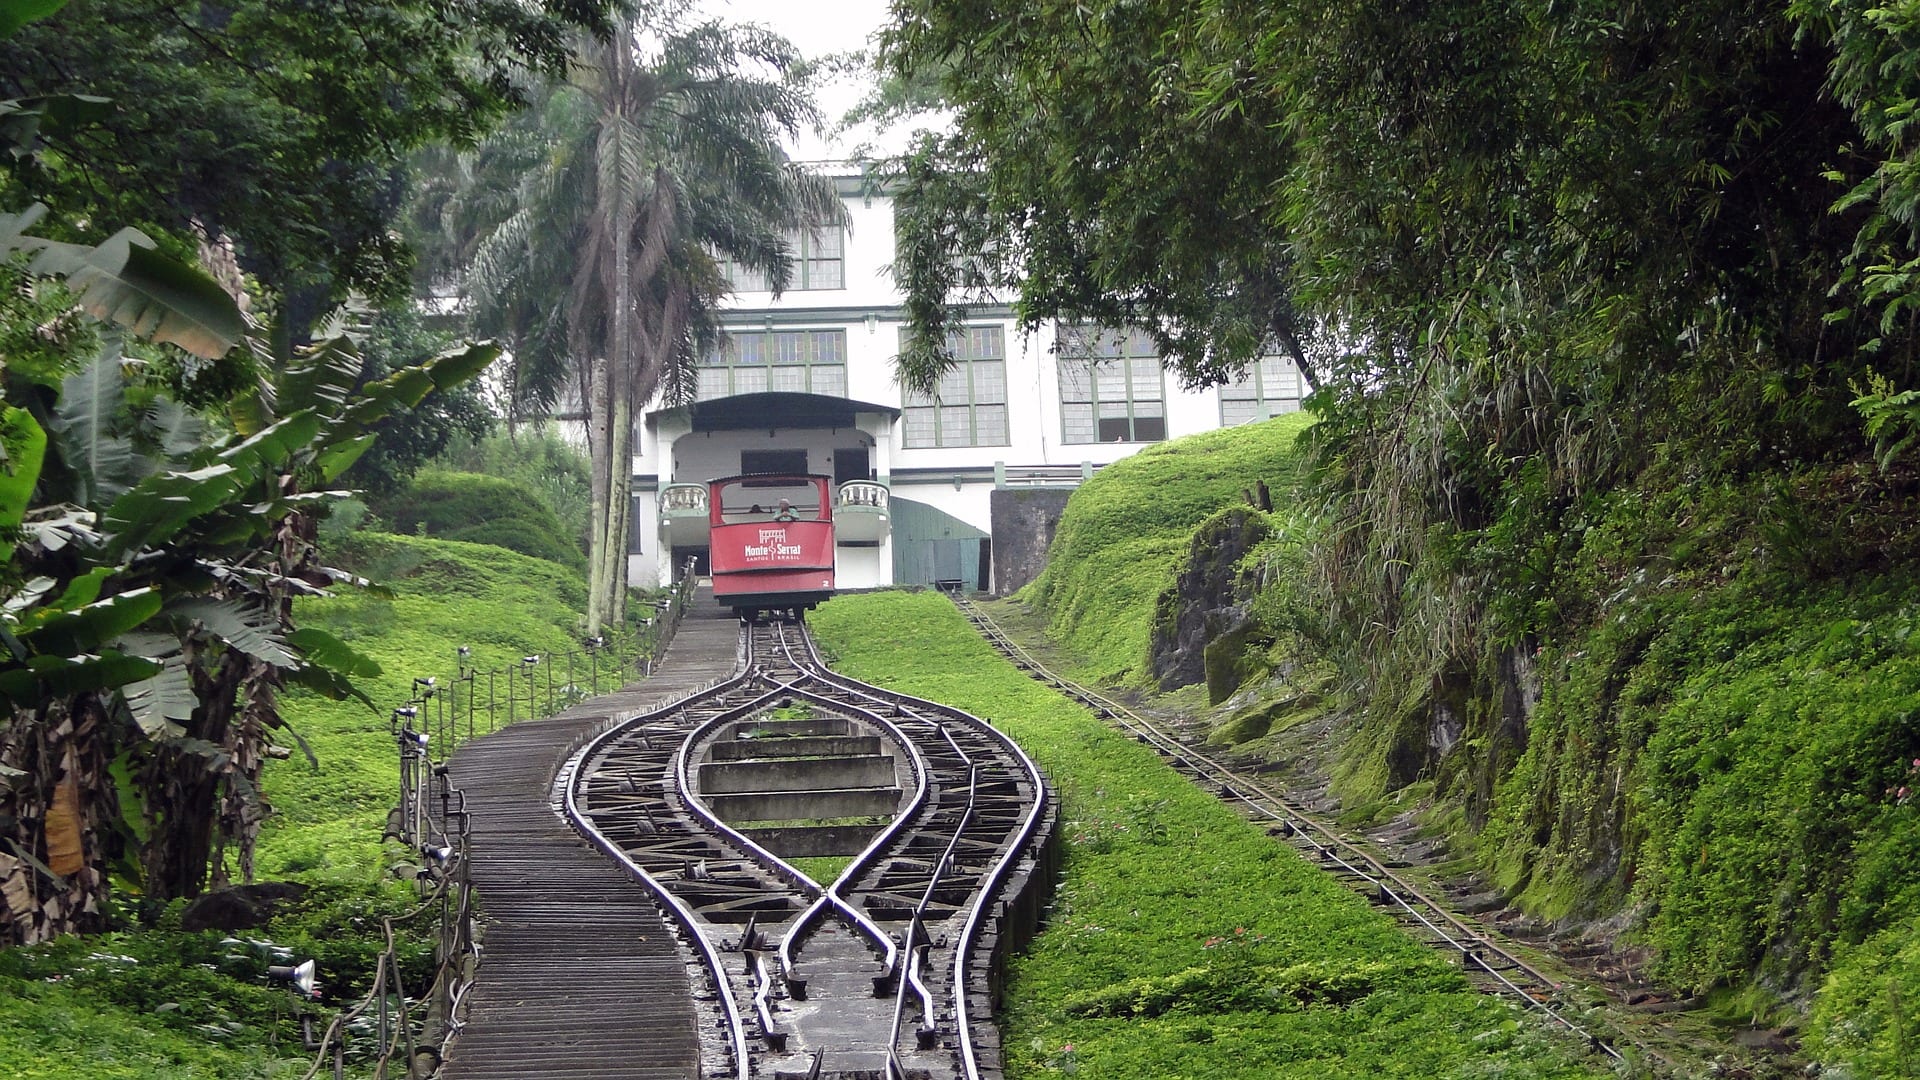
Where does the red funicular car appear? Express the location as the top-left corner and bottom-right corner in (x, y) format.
(706, 473), (835, 617)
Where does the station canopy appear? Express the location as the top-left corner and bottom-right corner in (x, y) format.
(654, 392), (900, 433)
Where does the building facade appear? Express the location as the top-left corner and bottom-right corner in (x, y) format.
(631, 172), (1305, 594)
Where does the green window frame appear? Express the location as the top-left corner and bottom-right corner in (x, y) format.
(901, 326), (1009, 448)
(718, 225), (844, 292)
(1057, 327), (1166, 444)
(697, 329), (848, 399)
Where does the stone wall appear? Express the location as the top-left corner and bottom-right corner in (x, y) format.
(989, 488), (1073, 595)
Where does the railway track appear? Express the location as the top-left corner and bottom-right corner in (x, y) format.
(948, 592), (1640, 1069)
(561, 615), (1056, 1080)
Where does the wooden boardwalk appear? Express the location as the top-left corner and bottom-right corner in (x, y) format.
(441, 604), (743, 1080)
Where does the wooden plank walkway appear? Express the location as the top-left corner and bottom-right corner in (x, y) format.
(441, 603), (743, 1080)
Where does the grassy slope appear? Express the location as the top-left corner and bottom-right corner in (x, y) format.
(256, 531), (592, 880)
(810, 592), (1607, 1079)
(1, 532), (592, 1080)
(1020, 415), (1920, 1074)
(1023, 413), (1314, 684)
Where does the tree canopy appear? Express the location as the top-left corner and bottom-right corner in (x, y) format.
(0, 0), (617, 308)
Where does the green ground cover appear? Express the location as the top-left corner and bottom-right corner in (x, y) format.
(368, 470), (586, 573)
(256, 531), (594, 881)
(1022, 413), (1315, 685)
(809, 591), (1611, 1079)
(1, 531), (597, 1079)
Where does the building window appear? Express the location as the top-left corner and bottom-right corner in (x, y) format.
(1057, 327), (1166, 444)
(719, 225), (845, 292)
(798, 226), (844, 290)
(741, 449), (809, 475)
(1219, 356), (1306, 425)
(901, 326), (1009, 448)
(697, 329), (847, 399)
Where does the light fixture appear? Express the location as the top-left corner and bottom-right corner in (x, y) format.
(268, 959), (318, 999)
(413, 676), (436, 696)
(522, 655), (540, 667)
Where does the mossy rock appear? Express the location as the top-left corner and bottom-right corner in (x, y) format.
(1209, 691), (1327, 747)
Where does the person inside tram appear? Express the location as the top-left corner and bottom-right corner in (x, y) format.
(774, 498), (797, 522)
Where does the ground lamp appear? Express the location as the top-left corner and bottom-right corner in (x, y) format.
(268, 959), (322, 1049)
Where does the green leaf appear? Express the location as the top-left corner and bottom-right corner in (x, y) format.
(285, 663), (374, 711)
(48, 567), (112, 611)
(214, 411), (324, 473)
(278, 337), (364, 416)
(316, 433), (377, 482)
(0, 406), (46, 552)
(337, 341), (499, 434)
(50, 339), (139, 506)
(0, 0), (66, 39)
(174, 598), (296, 668)
(26, 650), (160, 695)
(144, 396), (205, 462)
(27, 226), (245, 359)
(18, 587), (162, 657)
(121, 657), (195, 737)
(0, 93), (109, 162)
(100, 463), (244, 558)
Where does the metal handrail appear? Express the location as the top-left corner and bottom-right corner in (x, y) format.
(304, 559), (706, 1078)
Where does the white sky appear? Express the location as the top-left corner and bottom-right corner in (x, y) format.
(692, 0), (919, 162)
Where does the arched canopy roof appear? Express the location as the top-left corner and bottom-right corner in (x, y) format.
(650, 392), (900, 433)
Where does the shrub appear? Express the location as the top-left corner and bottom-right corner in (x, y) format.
(368, 470), (585, 571)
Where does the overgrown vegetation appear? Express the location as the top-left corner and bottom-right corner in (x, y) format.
(369, 470), (586, 573)
(1023, 413), (1314, 684)
(257, 532), (592, 882)
(810, 591), (1610, 1079)
(876, 0), (1920, 1072)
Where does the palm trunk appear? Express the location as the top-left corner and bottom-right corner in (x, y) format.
(597, 96), (635, 635)
(607, 393), (633, 628)
(585, 351), (613, 635)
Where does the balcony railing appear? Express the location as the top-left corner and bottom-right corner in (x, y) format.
(837, 480), (889, 509)
(661, 483), (709, 514)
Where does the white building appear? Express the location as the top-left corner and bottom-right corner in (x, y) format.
(631, 171), (1305, 594)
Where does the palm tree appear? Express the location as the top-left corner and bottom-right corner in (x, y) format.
(454, 4), (839, 633)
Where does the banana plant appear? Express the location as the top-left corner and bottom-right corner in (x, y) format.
(0, 313), (498, 939)
(0, 0), (504, 941)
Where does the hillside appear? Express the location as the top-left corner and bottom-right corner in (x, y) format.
(1023, 413), (1316, 684)
(1015, 421), (1920, 1076)
(811, 591), (1608, 1079)
(0, 532), (600, 1080)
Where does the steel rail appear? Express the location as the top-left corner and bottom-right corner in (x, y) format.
(951, 593), (1631, 1065)
(669, 629), (922, 983)
(790, 621), (1053, 1080)
(763, 618), (937, 985)
(561, 666), (760, 1080)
